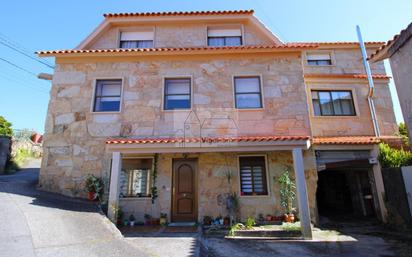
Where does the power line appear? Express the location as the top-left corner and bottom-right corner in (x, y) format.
(0, 57), (38, 77)
(0, 32), (55, 68)
(0, 41), (54, 69)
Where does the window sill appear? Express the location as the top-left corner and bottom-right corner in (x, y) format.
(91, 111), (121, 114)
(312, 115), (359, 119)
(236, 108), (264, 111)
(239, 194), (270, 198)
(120, 197), (151, 201)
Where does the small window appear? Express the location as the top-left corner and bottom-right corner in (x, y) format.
(239, 156), (268, 196)
(312, 90), (355, 116)
(93, 79), (122, 112)
(120, 31), (154, 48)
(306, 52), (332, 66)
(207, 27), (242, 46)
(234, 76), (262, 109)
(120, 158), (153, 198)
(164, 78), (191, 110)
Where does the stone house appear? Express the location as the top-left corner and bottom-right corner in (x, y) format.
(38, 10), (398, 238)
(370, 22), (412, 146)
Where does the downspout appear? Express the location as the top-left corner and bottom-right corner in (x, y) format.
(357, 25), (381, 137)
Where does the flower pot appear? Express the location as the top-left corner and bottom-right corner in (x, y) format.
(31, 133), (42, 144)
(87, 191), (96, 201)
(223, 217), (230, 226)
(287, 214), (295, 223)
(266, 215), (272, 221)
(130, 221), (135, 227)
(160, 217), (167, 225)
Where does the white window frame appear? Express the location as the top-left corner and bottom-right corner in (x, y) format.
(304, 50), (336, 67)
(237, 154), (270, 198)
(161, 76), (193, 112)
(206, 25), (244, 46)
(232, 74), (265, 110)
(90, 77), (124, 113)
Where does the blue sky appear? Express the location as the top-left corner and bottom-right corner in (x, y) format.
(1, 0), (411, 133)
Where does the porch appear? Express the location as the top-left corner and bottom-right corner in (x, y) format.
(105, 135), (314, 239)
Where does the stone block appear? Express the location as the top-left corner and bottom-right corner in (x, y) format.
(55, 113), (75, 125)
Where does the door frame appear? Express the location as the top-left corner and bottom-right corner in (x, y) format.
(171, 158), (198, 222)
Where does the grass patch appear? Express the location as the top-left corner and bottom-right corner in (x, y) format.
(4, 148), (38, 174)
(281, 222), (301, 231)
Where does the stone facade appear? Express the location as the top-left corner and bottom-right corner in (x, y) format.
(120, 151), (318, 223)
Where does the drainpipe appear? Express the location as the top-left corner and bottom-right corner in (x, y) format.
(357, 25), (381, 137)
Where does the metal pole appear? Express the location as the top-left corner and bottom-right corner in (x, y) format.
(357, 25), (381, 137)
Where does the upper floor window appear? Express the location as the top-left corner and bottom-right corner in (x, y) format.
(306, 52), (332, 66)
(239, 156), (268, 196)
(207, 27), (242, 46)
(234, 76), (263, 109)
(93, 79), (122, 112)
(312, 90), (355, 116)
(119, 30), (154, 48)
(120, 158), (153, 198)
(164, 78), (191, 110)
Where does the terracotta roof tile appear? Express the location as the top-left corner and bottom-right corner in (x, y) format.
(292, 41), (384, 46)
(36, 43), (318, 56)
(369, 22), (412, 61)
(103, 10), (254, 18)
(312, 136), (401, 145)
(304, 73), (390, 80)
(106, 135), (310, 145)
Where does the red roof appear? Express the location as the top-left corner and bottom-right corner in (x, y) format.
(106, 135), (310, 145)
(36, 43), (317, 56)
(304, 73), (390, 80)
(103, 10), (254, 18)
(311, 136), (403, 145)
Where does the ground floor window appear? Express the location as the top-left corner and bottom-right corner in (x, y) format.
(239, 156), (268, 196)
(120, 158), (153, 198)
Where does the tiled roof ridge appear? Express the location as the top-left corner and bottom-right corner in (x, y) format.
(103, 10), (254, 18)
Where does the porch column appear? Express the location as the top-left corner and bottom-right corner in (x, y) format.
(108, 152), (122, 223)
(292, 148), (312, 239)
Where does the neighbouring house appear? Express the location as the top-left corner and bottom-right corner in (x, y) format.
(370, 22), (412, 146)
(37, 10), (399, 238)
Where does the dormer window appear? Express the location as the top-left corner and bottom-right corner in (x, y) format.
(207, 26), (242, 46)
(119, 30), (154, 48)
(306, 52), (333, 66)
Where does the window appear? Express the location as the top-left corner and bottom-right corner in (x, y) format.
(207, 27), (242, 46)
(119, 31), (154, 48)
(164, 78), (191, 110)
(93, 79), (122, 112)
(239, 156), (268, 196)
(306, 52), (332, 66)
(234, 76), (262, 109)
(120, 158), (153, 198)
(312, 90), (355, 116)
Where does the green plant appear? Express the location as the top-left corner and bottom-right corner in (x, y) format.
(160, 213), (167, 218)
(278, 170), (296, 214)
(0, 116), (13, 137)
(398, 122), (409, 146)
(151, 153), (159, 204)
(228, 223), (244, 237)
(378, 143), (412, 168)
(84, 174), (104, 199)
(245, 217), (256, 229)
(281, 221), (301, 231)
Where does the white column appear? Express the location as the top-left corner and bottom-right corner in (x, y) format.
(108, 152), (122, 223)
(292, 148), (312, 239)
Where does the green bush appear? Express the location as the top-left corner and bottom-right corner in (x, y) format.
(378, 143), (412, 168)
(0, 116), (13, 137)
(245, 217), (256, 229)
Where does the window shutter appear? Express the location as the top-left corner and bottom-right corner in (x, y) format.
(208, 28), (241, 37)
(120, 30), (154, 41)
(307, 53), (331, 61)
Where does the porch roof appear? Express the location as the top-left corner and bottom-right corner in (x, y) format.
(311, 136), (401, 145)
(105, 135), (311, 153)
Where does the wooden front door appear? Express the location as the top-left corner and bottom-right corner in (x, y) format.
(172, 159), (197, 222)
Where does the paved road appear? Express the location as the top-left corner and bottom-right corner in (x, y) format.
(0, 159), (148, 257)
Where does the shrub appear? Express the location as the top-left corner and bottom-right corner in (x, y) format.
(228, 223), (244, 237)
(0, 116), (13, 137)
(378, 143), (412, 168)
(278, 170), (296, 213)
(281, 221), (301, 231)
(245, 217), (256, 229)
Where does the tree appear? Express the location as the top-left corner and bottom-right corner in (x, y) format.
(0, 116), (13, 137)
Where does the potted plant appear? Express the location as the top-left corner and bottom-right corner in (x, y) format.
(144, 214), (151, 225)
(223, 216), (230, 226)
(278, 170), (296, 223)
(203, 216), (212, 226)
(266, 214), (273, 222)
(258, 213), (265, 224)
(129, 214), (136, 226)
(124, 219), (129, 226)
(84, 174), (104, 201)
(116, 208), (124, 227)
(160, 213), (167, 225)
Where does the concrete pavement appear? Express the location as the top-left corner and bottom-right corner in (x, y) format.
(0, 159), (148, 257)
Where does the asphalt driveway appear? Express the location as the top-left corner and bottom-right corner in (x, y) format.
(0, 159), (148, 257)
